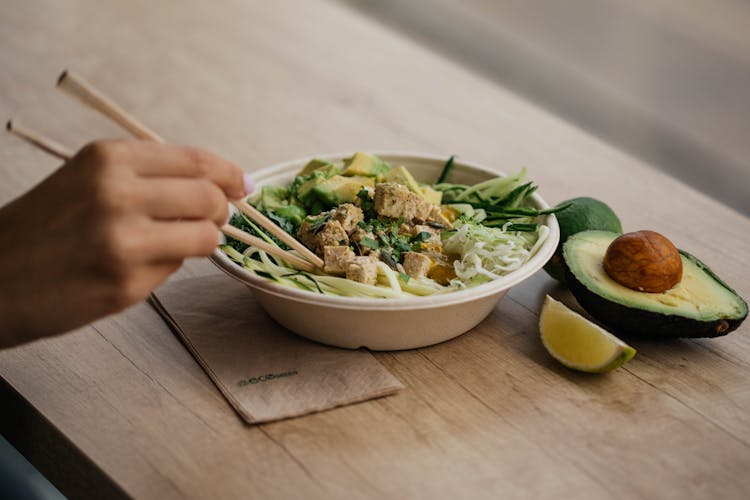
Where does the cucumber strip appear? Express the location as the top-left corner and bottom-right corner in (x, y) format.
(436, 155), (455, 184)
(454, 167), (527, 201)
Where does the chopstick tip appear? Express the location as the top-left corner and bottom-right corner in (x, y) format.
(5, 119), (12, 132)
(56, 69), (68, 87)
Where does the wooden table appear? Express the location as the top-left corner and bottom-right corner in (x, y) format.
(2, 1), (749, 498)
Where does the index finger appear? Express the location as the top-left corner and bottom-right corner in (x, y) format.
(115, 140), (252, 198)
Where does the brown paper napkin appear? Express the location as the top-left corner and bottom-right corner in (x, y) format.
(149, 273), (403, 424)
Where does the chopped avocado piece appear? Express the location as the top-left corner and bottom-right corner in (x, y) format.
(386, 165), (422, 194)
(260, 186), (290, 210)
(387, 165), (440, 204)
(258, 186), (306, 225)
(273, 205), (306, 226)
(313, 175), (375, 207)
(419, 184), (442, 205)
(312, 163), (341, 178)
(343, 152), (391, 180)
(293, 164), (341, 204)
(297, 158), (338, 176)
(309, 200), (325, 216)
(563, 230), (748, 338)
(295, 176), (321, 204)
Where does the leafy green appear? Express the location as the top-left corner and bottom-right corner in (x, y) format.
(226, 212), (290, 253)
(360, 237), (380, 250)
(265, 211), (296, 235)
(412, 231), (432, 243)
(357, 187), (376, 219)
(225, 213), (255, 253)
(409, 230), (433, 251)
(307, 212), (332, 234)
(356, 217), (415, 264)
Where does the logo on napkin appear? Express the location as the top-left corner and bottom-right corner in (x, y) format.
(237, 370), (299, 387)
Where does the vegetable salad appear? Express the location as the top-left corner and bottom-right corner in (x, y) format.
(220, 153), (562, 298)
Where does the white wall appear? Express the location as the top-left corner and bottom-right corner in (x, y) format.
(343, 0), (750, 215)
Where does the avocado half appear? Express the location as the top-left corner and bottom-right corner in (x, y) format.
(563, 230), (748, 339)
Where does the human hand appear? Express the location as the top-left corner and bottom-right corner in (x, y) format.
(0, 139), (253, 347)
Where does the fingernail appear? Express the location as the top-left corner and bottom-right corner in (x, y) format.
(243, 173), (255, 195)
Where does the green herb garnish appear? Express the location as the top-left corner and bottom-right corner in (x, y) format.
(360, 237), (380, 250)
(307, 213), (332, 234)
(357, 187), (376, 219)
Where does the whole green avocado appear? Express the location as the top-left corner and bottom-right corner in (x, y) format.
(544, 197), (622, 282)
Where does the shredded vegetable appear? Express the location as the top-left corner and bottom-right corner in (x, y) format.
(443, 219), (548, 286)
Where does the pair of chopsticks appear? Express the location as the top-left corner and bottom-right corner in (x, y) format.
(7, 71), (324, 273)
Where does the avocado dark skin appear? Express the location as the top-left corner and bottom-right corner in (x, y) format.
(563, 251), (747, 339)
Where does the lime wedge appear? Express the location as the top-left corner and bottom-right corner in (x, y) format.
(539, 295), (636, 373)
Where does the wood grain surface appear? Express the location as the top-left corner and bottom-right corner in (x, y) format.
(1, 0), (749, 498)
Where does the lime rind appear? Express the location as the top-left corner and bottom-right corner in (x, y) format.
(539, 295), (636, 373)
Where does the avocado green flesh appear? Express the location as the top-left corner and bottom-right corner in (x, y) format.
(313, 175), (374, 207)
(298, 158), (336, 176)
(294, 165), (341, 204)
(343, 152), (391, 178)
(386, 165), (422, 193)
(260, 186), (289, 210)
(565, 231), (746, 321)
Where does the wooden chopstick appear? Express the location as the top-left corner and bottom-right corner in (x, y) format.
(220, 225), (315, 272)
(232, 199), (323, 268)
(6, 120), (73, 161)
(5, 116), (318, 272)
(57, 70), (164, 142)
(55, 70), (325, 270)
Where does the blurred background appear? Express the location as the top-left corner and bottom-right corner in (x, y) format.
(342, 0), (750, 216)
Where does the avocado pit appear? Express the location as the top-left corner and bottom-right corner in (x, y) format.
(603, 230), (683, 293)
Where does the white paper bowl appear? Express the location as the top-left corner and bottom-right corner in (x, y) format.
(210, 153), (559, 351)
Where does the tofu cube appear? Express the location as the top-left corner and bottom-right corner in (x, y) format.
(323, 245), (355, 275)
(297, 216), (349, 254)
(374, 182), (432, 222)
(398, 222), (414, 235)
(374, 182), (406, 218)
(297, 217), (320, 252)
(402, 251), (432, 279)
(316, 220), (349, 251)
(427, 205), (453, 228)
(331, 203), (364, 234)
(346, 256), (378, 285)
(412, 225), (443, 252)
